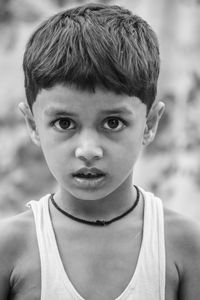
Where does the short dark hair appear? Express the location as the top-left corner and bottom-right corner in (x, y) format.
(23, 3), (160, 113)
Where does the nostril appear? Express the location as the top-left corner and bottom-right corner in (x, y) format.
(75, 147), (103, 161)
(77, 155), (101, 163)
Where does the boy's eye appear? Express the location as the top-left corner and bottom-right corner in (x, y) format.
(103, 117), (126, 131)
(50, 117), (126, 132)
(52, 118), (75, 131)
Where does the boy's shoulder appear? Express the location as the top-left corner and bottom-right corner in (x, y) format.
(162, 207), (200, 298)
(164, 207), (200, 277)
(0, 209), (34, 273)
(0, 209), (37, 298)
(164, 207), (200, 248)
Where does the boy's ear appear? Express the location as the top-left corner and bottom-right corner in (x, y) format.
(18, 102), (41, 147)
(142, 101), (165, 146)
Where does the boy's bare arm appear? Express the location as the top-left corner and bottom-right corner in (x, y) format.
(0, 247), (10, 299)
(171, 215), (200, 299)
(0, 216), (27, 299)
(0, 219), (15, 299)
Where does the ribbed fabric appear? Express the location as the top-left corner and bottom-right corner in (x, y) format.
(26, 187), (165, 300)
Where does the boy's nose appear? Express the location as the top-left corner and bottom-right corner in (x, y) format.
(75, 135), (103, 163)
(75, 147), (103, 163)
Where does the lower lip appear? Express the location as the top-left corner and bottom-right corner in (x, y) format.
(73, 175), (106, 189)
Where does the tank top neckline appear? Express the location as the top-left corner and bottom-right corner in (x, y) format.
(43, 187), (148, 300)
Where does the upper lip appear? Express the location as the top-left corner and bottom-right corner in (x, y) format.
(72, 167), (106, 176)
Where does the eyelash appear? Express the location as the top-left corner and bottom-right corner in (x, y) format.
(50, 117), (128, 132)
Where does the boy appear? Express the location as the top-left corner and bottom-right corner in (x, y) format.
(0, 3), (200, 299)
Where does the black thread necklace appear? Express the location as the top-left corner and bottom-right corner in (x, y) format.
(50, 185), (140, 226)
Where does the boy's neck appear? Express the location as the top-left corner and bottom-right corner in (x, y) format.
(54, 176), (138, 222)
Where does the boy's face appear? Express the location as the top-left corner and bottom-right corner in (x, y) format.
(20, 84), (164, 201)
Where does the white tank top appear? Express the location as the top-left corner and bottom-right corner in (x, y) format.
(26, 187), (166, 300)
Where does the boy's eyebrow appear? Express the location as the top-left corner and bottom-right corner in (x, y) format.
(44, 107), (78, 117)
(44, 106), (133, 116)
(100, 108), (133, 115)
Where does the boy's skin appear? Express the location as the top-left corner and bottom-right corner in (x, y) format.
(0, 84), (200, 300)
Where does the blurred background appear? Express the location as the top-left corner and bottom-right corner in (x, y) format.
(0, 0), (200, 220)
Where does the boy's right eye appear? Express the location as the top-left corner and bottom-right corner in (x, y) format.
(51, 118), (76, 131)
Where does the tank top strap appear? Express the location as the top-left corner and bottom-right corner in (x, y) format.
(26, 195), (79, 299)
(137, 187), (166, 300)
(26, 195), (54, 299)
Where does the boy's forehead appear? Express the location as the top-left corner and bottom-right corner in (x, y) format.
(34, 84), (145, 115)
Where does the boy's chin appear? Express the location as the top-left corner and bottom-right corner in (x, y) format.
(60, 184), (114, 201)
(68, 189), (111, 201)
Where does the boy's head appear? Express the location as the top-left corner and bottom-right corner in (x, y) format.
(20, 3), (164, 201)
(23, 3), (160, 114)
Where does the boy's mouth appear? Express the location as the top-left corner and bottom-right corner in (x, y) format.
(72, 167), (107, 189)
(74, 174), (104, 179)
(72, 167), (106, 179)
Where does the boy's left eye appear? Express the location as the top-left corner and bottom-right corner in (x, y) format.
(103, 117), (126, 131)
